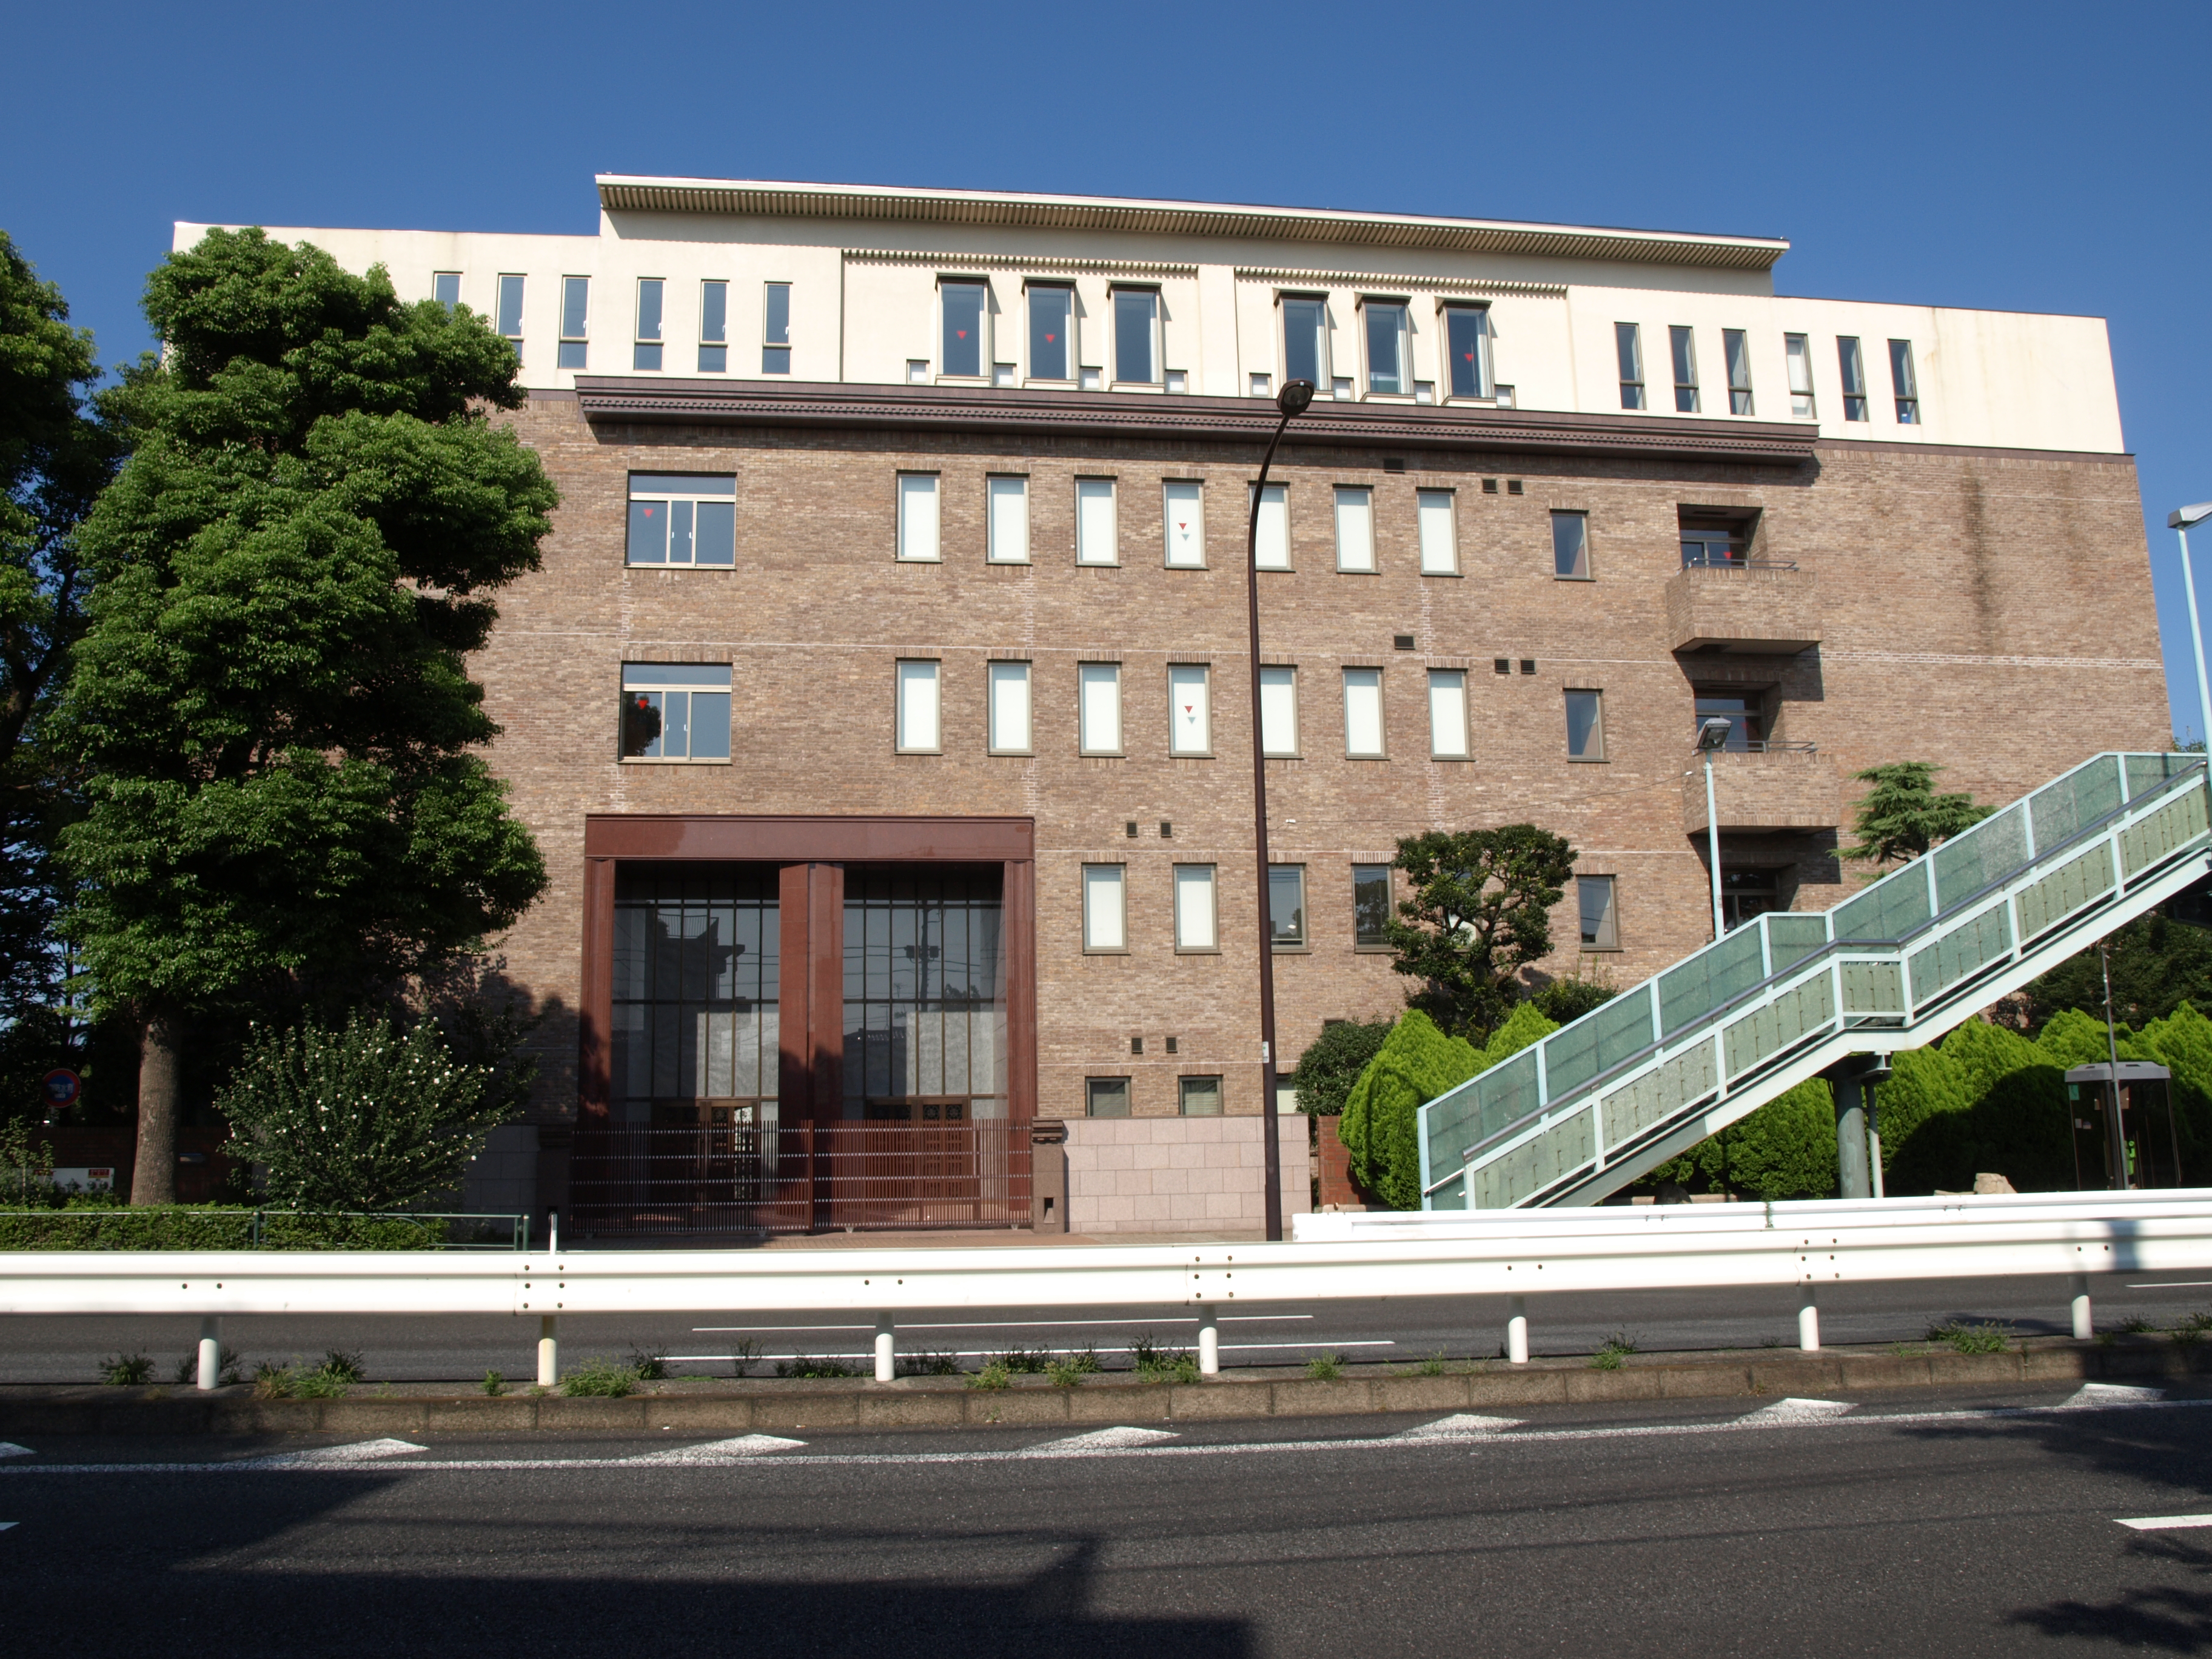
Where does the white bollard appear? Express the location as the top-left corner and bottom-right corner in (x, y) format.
(2071, 1273), (2094, 1341)
(1506, 1295), (1529, 1365)
(537, 1313), (558, 1388)
(196, 1315), (223, 1391)
(1798, 1284), (1821, 1352)
(874, 1313), (896, 1383)
(1198, 1304), (1219, 1376)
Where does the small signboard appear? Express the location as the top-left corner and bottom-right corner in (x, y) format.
(51, 1167), (112, 1193)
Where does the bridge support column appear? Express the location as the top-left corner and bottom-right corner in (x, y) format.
(537, 1315), (558, 1388)
(1798, 1285), (1820, 1352)
(1198, 1305), (1219, 1375)
(2070, 1273), (2094, 1340)
(1826, 1055), (1892, 1201)
(1506, 1295), (1529, 1364)
(874, 1313), (896, 1383)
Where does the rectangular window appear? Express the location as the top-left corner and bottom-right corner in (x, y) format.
(628, 473), (737, 568)
(633, 279), (663, 371)
(620, 662), (732, 762)
(1416, 489), (1457, 574)
(1076, 478), (1118, 565)
(1085, 1076), (1131, 1117)
(1427, 669), (1469, 758)
(760, 282), (791, 374)
(1693, 691), (1763, 751)
(1616, 323), (1644, 410)
(496, 273), (526, 348)
(896, 474), (940, 562)
(1252, 483), (1290, 569)
(1838, 337), (1869, 421)
(1364, 300), (1409, 394)
(1353, 864), (1392, 948)
(1679, 511), (1754, 567)
(1721, 868), (1783, 931)
(558, 276), (589, 370)
(1670, 326), (1700, 413)
(1552, 511), (1590, 579)
(699, 280), (728, 373)
(987, 475), (1030, 564)
(941, 280), (987, 378)
(1112, 289), (1158, 384)
(1281, 295), (1326, 386)
(1082, 865), (1127, 951)
(1578, 875), (1619, 950)
(1179, 1075), (1224, 1117)
(1163, 480), (1205, 568)
(1565, 689), (1605, 761)
(1078, 662), (1122, 754)
(1342, 668), (1385, 757)
(432, 272), (461, 309)
(895, 660), (940, 752)
(1168, 663), (1210, 755)
(1268, 865), (1307, 948)
(1028, 285), (1073, 381)
(987, 661), (1032, 754)
(1333, 486), (1375, 572)
(1723, 328), (1753, 415)
(1260, 665), (1298, 755)
(1889, 339), (1919, 424)
(1785, 333), (1815, 418)
(1173, 864), (1218, 951)
(1443, 304), (1492, 399)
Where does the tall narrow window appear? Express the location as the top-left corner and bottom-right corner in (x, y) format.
(1259, 665), (1298, 755)
(895, 660), (940, 752)
(632, 279), (663, 371)
(1082, 865), (1127, 951)
(558, 276), (589, 369)
(1112, 289), (1158, 384)
(1028, 285), (1073, 381)
(987, 475), (1030, 564)
(1173, 864), (1218, 951)
(628, 473), (737, 567)
(941, 280), (986, 378)
(1281, 295), (1326, 386)
(987, 661), (1031, 754)
(1163, 480), (1205, 568)
(762, 282), (791, 374)
(1268, 865), (1307, 948)
(699, 280), (729, 372)
(1364, 300), (1409, 394)
(1332, 486), (1375, 572)
(496, 274), (526, 351)
(1578, 875), (1619, 949)
(1179, 1075), (1224, 1116)
(1168, 664), (1211, 755)
(1552, 511), (1590, 579)
(1076, 478), (1118, 565)
(1252, 483), (1290, 569)
(1342, 668), (1385, 757)
(896, 473), (940, 561)
(1564, 689), (1605, 761)
(1889, 339), (1920, 424)
(1427, 669), (1469, 758)
(620, 663), (732, 762)
(1838, 337), (1869, 421)
(1417, 489), (1457, 574)
(1670, 326), (1699, 412)
(1078, 663), (1122, 754)
(1785, 333), (1815, 418)
(1616, 323), (1645, 410)
(432, 272), (461, 309)
(1353, 864), (1392, 947)
(1443, 304), (1492, 399)
(1723, 329), (1753, 415)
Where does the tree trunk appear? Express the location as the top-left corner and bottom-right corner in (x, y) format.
(130, 1012), (181, 1207)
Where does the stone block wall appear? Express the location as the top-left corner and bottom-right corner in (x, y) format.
(1064, 1114), (1310, 1236)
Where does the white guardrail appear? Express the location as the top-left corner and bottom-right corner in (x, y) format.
(6, 1189), (2210, 1388)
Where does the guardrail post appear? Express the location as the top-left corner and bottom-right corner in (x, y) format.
(1506, 1295), (1529, 1364)
(538, 1314), (558, 1388)
(874, 1312), (896, 1383)
(1797, 1285), (1820, 1352)
(2070, 1273), (2094, 1340)
(196, 1315), (222, 1390)
(1198, 1305), (1219, 1376)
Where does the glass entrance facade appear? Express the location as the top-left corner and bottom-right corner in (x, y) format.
(610, 865), (779, 1125)
(842, 866), (1007, 1121)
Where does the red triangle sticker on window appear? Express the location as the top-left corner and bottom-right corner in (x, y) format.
(956, 330), (968, 339)
(643, 506), (656, 517)
(1045, 333), (1056, 343)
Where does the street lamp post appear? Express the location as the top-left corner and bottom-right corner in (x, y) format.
(1248, 378), (1315, 1244)
(2169, 503), (2212, 755)
(1695, 716), (1733, 939)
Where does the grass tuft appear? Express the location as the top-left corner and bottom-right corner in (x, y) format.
(625, 1347), (669, 1381)
(561, 1356), (639, 1398)
(481, 1370), (507, 1396)
(967, 1360), (1012, 1391)
(774, 1356), (858, 1380)
(1926, 1320), (2011, 1355)
(1305, 1353), (1346, 1381)
(98, 1353), (153, 1386)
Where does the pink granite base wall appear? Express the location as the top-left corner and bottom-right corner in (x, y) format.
(1063, 1116), (1311, 1236)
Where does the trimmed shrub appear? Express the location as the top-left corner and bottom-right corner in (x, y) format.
(1337, 1011), (1484, 1210)
(1287, 1019), (1393, 1119)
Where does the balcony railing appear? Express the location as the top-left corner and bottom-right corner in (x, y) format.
(1680, 551), (1800, 572)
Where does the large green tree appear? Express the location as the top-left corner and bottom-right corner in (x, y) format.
(56, 229), (553, 1203)
(1382, 825), (1577, 1042)
(1841, 762), (1989, 871)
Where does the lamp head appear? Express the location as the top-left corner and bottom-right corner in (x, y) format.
(2172, 503), (2212, 531)
(1695, 717), (1735, 752)
(1277, 378), (1315, 418)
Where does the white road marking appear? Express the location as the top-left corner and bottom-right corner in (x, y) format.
(2061, 1384), (2167, 1409)
(0, 1521), (15, 1530)
(666, 1340), (1393, 1363)
(630, 1435), (806, 1464)
(2125, 1281), (2212, 1289)
(243, 1439), (427, 1468)
(691, 1315), (1313, 1333)
(0, 1443), (30, 1460)
(2117, 1513), (2212, 1530)
(1394, 1414), (1524, 1439)
(1738, 1398), (1855, 1424)
(1019, 1427), (1180, 1455)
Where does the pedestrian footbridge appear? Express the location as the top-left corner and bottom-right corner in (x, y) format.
(1419, 752), (2212, 1210)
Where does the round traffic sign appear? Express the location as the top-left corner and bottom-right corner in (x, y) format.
(40, 1068), (81, 1108)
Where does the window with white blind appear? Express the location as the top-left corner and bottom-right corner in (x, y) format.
(634, 279), (664, 371)
(1082, 864), (1127, 951)
(987, 661), (1031, 754)
(628, 474), (737, 567)
(1428, 669), (1469, 757)
(1076, 478), (1118, 565)
(1252, 483), (1290, 569)
(1078, 663), (1122, 754)
(987, 475), (1030, 564)
(1334, 486), (1375, 572)
(558, 276), (589, 369)
(699, 280), (728, 372)
(896, 660), (940, 752)
(1260, 665), (1298, 756)
(1417, 490), (1457, 574)
(620, 663), (732, 762)
(896, 474), (940, 561)
(1173, 864), (1218, 951)
(762, 282), (791, 374)
(1343, 668), (1385, 756)
(1164, 480), (1205, 568)
(1168, 663), (1210, 755)
(1785, 333), (1816, 418)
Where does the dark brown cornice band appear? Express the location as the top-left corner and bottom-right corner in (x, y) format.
(570, 378), (1821, 466)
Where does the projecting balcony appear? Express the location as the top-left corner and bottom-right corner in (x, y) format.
(1665, 557), (1823, 655)
(1683, 744), (1841, 834)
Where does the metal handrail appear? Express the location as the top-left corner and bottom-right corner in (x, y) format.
(1697, 739), (1818, 754)
(1678, 553), (1800, 572)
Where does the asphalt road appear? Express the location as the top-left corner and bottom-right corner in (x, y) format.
(4, 1381), (2211, 1653)
(6, 1270), (2211, 1384)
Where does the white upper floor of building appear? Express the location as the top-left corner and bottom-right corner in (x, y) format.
(178, 175), (2127, 455)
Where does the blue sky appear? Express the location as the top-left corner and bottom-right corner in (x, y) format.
(7, 1), (2210, 740)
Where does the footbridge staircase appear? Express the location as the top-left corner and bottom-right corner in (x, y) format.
(1419, 752), (2212, 1210)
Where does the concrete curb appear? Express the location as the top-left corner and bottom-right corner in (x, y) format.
(7, 1339), (2205, 1438)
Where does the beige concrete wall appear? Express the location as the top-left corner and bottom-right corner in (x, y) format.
(1064, 1115), (1310, 1236)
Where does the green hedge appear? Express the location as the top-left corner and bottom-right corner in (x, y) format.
(0, 1208), (465, 1250)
